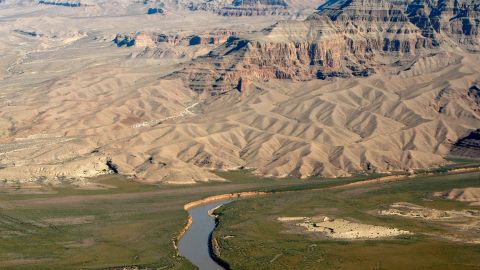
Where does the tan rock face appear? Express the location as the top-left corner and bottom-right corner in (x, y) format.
(114, 31), (238, 48)
(183, 0), (292, 16)
(134, 33), (156, 47)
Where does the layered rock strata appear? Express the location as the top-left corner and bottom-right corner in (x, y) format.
(114, 31), (238, 48)
(172, 0), (480, 95)
(450, 129), (480, 158)
(183, 0), (291, 16)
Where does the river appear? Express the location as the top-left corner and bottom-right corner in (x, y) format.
(178, 200), (230, 270)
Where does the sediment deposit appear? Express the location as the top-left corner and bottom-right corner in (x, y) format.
(278, 216), (411, 239)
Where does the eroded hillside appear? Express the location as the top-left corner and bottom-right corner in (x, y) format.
(0, 0), (479, 184)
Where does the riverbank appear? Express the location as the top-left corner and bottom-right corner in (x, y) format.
(183, 192), (268, 211)
(175, 166), (480, 268)
(175, 192), (268, 258)
(211, 171), (480, 269)
(178, 201), (231, 270)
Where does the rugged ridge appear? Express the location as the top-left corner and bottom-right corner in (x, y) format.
(38, 0), (81, 7)
(406, 0), (480, 50)
(450, 129), (480, 158)
(184, 0), (290, 16)
(114, 31), (238, 48)
(218, 0), (290, 16)
(1, 0), (479, 184)
(2, 0), (323, 17)
(172, 0), (480, 95)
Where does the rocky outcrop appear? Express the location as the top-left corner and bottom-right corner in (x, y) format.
(147, 7), (166, 15)
(113, 31), (238, 48)
(13, 29), (38, 37)
(172, 0), (480, 95)
(468, 84), (480, 105)
(182, 0), (291, 16)
(217, 0), (290, 16)
(232, 0), (288, 6)
(407, 0), (480, 51)
(450, 129), (480, 158)
(216, 6), (289, 16)
(190, 32), (237, 45)
(38, 0), (81, 7)
(4, 0), (321, 17)
(134, 33), (157, 47)
(113, 34), (136, 47)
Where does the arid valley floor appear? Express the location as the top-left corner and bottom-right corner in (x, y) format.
(0, 0), (480, 269)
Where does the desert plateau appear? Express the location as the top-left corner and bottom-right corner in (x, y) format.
(0, 0), (479, 269)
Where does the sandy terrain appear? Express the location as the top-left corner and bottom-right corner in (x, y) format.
(2, 50), (478, 184)
(278, 216), (411, 239)
(0, 1), (286, 184)
(0, 0), (478, 184)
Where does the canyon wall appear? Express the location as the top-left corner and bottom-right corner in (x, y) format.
(113, 30), (238, 48)
(172, 0), (480, 95)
